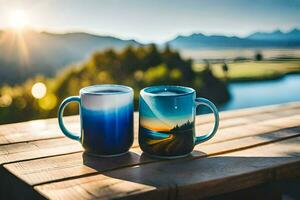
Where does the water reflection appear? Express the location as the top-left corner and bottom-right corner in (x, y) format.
(221, 74), (300, 111)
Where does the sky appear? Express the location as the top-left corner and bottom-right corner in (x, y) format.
(140, 93), (194, 131)
(0, 0), (300, 43)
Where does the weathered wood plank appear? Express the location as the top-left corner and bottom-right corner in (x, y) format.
(1, 102), (300, 145)
(34, 136), (300, 200)
(211, 101), (300, 122)
(202, 114), (300, 144)
(0, 104), (298, 160)
(1, 111), (299, 168)
(197, 108), (300, 137)
(0, 117), (73, 136)
(0, 103), (299, 199)
(0, 117), (79, 145)
(0, 138), (82, 165)
(4, 124), (300, 186)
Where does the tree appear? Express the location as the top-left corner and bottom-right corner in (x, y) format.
(142, 44), (162, 69)
(0, 44), (230, 124)
(222, 62), (229, 81)
(120, 45), (141, 73)
(162, 45), (194, 81)
(199, 67), (230, 105)
(255, 52), (263, 61)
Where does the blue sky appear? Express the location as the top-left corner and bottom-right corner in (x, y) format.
(140, 93), (194, 131)
(0, 0), (299, 42)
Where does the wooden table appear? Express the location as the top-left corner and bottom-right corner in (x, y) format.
(1, 102), (300, 200)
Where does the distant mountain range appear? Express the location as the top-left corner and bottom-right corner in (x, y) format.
(0, 28), (299, 84)
(168, 28), (300, 49)
(0, 29), (140, 84)
(247, 29), (300, 41)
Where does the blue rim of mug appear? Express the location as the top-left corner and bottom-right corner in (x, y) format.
(141, 85), (195, 97)
(80, 84), (133, 95)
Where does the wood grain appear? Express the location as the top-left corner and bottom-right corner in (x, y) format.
(4, 125), (300, 186)
(0, 138), (82, 165)
(0, 106), (298, 167)
(1, 102), (300, 146)
(34, 136), (300, 200)
(0, 102), (300, 200)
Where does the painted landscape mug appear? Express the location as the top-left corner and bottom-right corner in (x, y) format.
(58, 84), (134, 157)
(139, 85), (219, 158)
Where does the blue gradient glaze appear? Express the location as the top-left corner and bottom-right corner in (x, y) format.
(58, 84), (134, 157)
(81, 103), (133, 155)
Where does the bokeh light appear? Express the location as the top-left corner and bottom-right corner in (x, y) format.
(38, 93), (57, 110)
(0, 94), (12, 107)
(134, 70), (144, 81)
(31, 82), (47, 99)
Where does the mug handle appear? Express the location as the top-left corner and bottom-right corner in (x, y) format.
(194, 97), (219, 145)
(58, 96), (81, 141)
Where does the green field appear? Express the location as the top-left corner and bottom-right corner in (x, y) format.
(193, 60), (300, 81)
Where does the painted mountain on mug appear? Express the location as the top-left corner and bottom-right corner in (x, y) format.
(169, 28), (300, 49)
(140, 120), (195, 157)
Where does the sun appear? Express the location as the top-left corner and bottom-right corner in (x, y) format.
(9, 9), (29, 29)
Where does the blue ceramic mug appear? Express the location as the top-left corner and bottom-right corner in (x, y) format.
(58, 84), (134, 157)
(139, 85), (219, 159)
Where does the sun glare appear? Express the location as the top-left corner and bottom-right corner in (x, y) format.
(9, 9), (29, 29)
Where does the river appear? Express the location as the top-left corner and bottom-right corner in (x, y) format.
(220, 73), (300, 111)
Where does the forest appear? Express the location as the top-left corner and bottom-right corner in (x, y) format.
(0, 44), (229, 124)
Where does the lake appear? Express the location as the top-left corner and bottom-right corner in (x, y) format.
(220, 73), (300, 111)
(182, 48), (300, 60)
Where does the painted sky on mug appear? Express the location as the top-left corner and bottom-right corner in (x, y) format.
(140, 95), (194, 131)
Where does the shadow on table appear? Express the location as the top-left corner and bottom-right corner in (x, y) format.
(82, 130), (300, 200)
(82, 147), (300, 200)
(82, 150), (207, 172)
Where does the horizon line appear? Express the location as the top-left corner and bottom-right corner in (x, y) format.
(0, 26), (299, 44)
